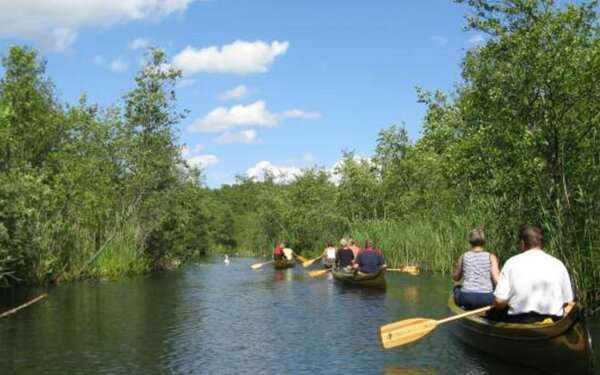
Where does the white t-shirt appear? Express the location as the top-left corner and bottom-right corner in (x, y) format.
(325, 247), (336, 260)
(283, 248), (293, 260)
(494, 249), (573, 316)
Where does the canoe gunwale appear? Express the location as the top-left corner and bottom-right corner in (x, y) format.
(331, 268), (386, 285)
(447, 294), (594, 374)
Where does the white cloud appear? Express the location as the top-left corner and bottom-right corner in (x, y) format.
(189, 101), (278, 133)
(109, 57), (129, 72)
(468, 34), (485, 45)
(187, 155), (219, 168)
(0, 0), (194, 51)
(219, 85), (249, 100)
(172, 40), (289, 76)
(130, 37), (150, 50)
(282, 109), (321, 120)
(245, 161), (302, 184)
(215, 130), (257, 144)
(430, 36), (448, 47)
(188, 100), (320, 133)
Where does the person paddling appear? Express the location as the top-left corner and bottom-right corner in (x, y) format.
(321, 241), (337, 269)
(493, 225), (574, 323)
(353, 239), (386, 274)
(273, 242), (285, 261)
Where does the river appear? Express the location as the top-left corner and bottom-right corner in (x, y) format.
(0, 258), (598, 374)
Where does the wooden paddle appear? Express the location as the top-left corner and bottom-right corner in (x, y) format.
(302, 257), (321, 268)
(293, 253), (308, 263)
(379, 305), (492, 349)
(308, 268), (331, 277)
(250, 260), (273, 269)
(388, 266), (420, 276)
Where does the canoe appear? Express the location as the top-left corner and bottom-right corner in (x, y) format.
(273, 259), (296, 269)
(447, 295), (593, 374)
(332, 268), (386, 287)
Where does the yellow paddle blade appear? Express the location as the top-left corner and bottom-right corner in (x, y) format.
(294, 253), (308, 262)
(302, 258), (319, 267)
(388, 266), (420, 276)
(308, 269), (329, 277)
(380, 318), (438, 349)
(250, 260), (272, 269)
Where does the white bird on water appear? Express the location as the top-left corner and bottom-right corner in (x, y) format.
(224, 254), (230, 265)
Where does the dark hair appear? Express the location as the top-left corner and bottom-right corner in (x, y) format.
(364, 239), (374, 248)
(519, 225), (543, 248)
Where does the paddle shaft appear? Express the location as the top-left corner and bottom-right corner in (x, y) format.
(437, 305), (492, 324)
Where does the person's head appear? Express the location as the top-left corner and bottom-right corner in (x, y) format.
(364, 239), (374, 248)
(326, 240), (334, 247)
(277, 242), (285, 248)
(518, 225), (543, 250)
(339, 238), (348, 248)
(468, 228), (486, 247)
(349, 239), (357, 247)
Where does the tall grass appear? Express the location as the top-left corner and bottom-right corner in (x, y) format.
(349, 194), (600, 308)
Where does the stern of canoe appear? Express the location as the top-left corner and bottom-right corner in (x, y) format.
(447, 295), (593, 375)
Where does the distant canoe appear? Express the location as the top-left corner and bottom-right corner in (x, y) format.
(447, 295), (593, 374)
(273, 259), (296, 269)
(332, 268), (386, 287)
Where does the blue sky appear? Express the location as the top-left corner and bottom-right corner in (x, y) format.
(0, 0), (485, 187)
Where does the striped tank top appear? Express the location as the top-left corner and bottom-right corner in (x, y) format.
(461, 250), (493, 293)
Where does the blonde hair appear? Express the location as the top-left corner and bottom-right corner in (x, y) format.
(339, 238), (349, 247)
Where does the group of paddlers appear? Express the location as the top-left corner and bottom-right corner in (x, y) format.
(453, 224), (573, 323)
(273, 238), (387, 275)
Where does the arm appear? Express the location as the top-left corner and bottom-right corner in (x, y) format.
(490, 254), (500, 285)
(379, 253), (387, 270)
(493, 264), (510, 310)
(494, 296), (508, 310)
(452, 254), (463, 281)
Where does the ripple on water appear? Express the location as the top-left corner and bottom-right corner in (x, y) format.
(0, 259), (596, 374)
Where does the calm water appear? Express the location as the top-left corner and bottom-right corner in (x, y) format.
(0, 258), (597, 375)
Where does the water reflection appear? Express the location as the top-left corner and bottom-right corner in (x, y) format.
(0, 258), (597, 375)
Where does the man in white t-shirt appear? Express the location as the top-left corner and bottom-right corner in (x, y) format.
(493, 225), (573, 322)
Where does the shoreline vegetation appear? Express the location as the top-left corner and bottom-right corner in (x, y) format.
(1, 0), (599, 310)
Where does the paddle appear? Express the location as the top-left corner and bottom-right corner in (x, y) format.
(388, 266), (420, 276)
(379, 305), (492, 349)
(308, 268), (331, 277)
(293, 253), (308, 263)
(250, 260), (274, 269)
(302, 257), (321, 268)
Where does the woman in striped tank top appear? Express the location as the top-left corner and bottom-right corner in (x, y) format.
(452, 228), (500, 309)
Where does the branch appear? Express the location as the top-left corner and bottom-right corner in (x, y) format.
(0, 294), (47, 319)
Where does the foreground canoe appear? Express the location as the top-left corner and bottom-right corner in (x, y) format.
(273, 259), (296, 269)
(447, 295), (593, 374)
(332, 268), (386, 287)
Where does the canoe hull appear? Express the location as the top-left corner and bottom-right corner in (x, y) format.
(447, 295), (593, 374)
(332, 269), (386, 287)
(273, 259), (296, 269)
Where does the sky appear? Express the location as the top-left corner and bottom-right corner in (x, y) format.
(0, 0), (486, 188)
